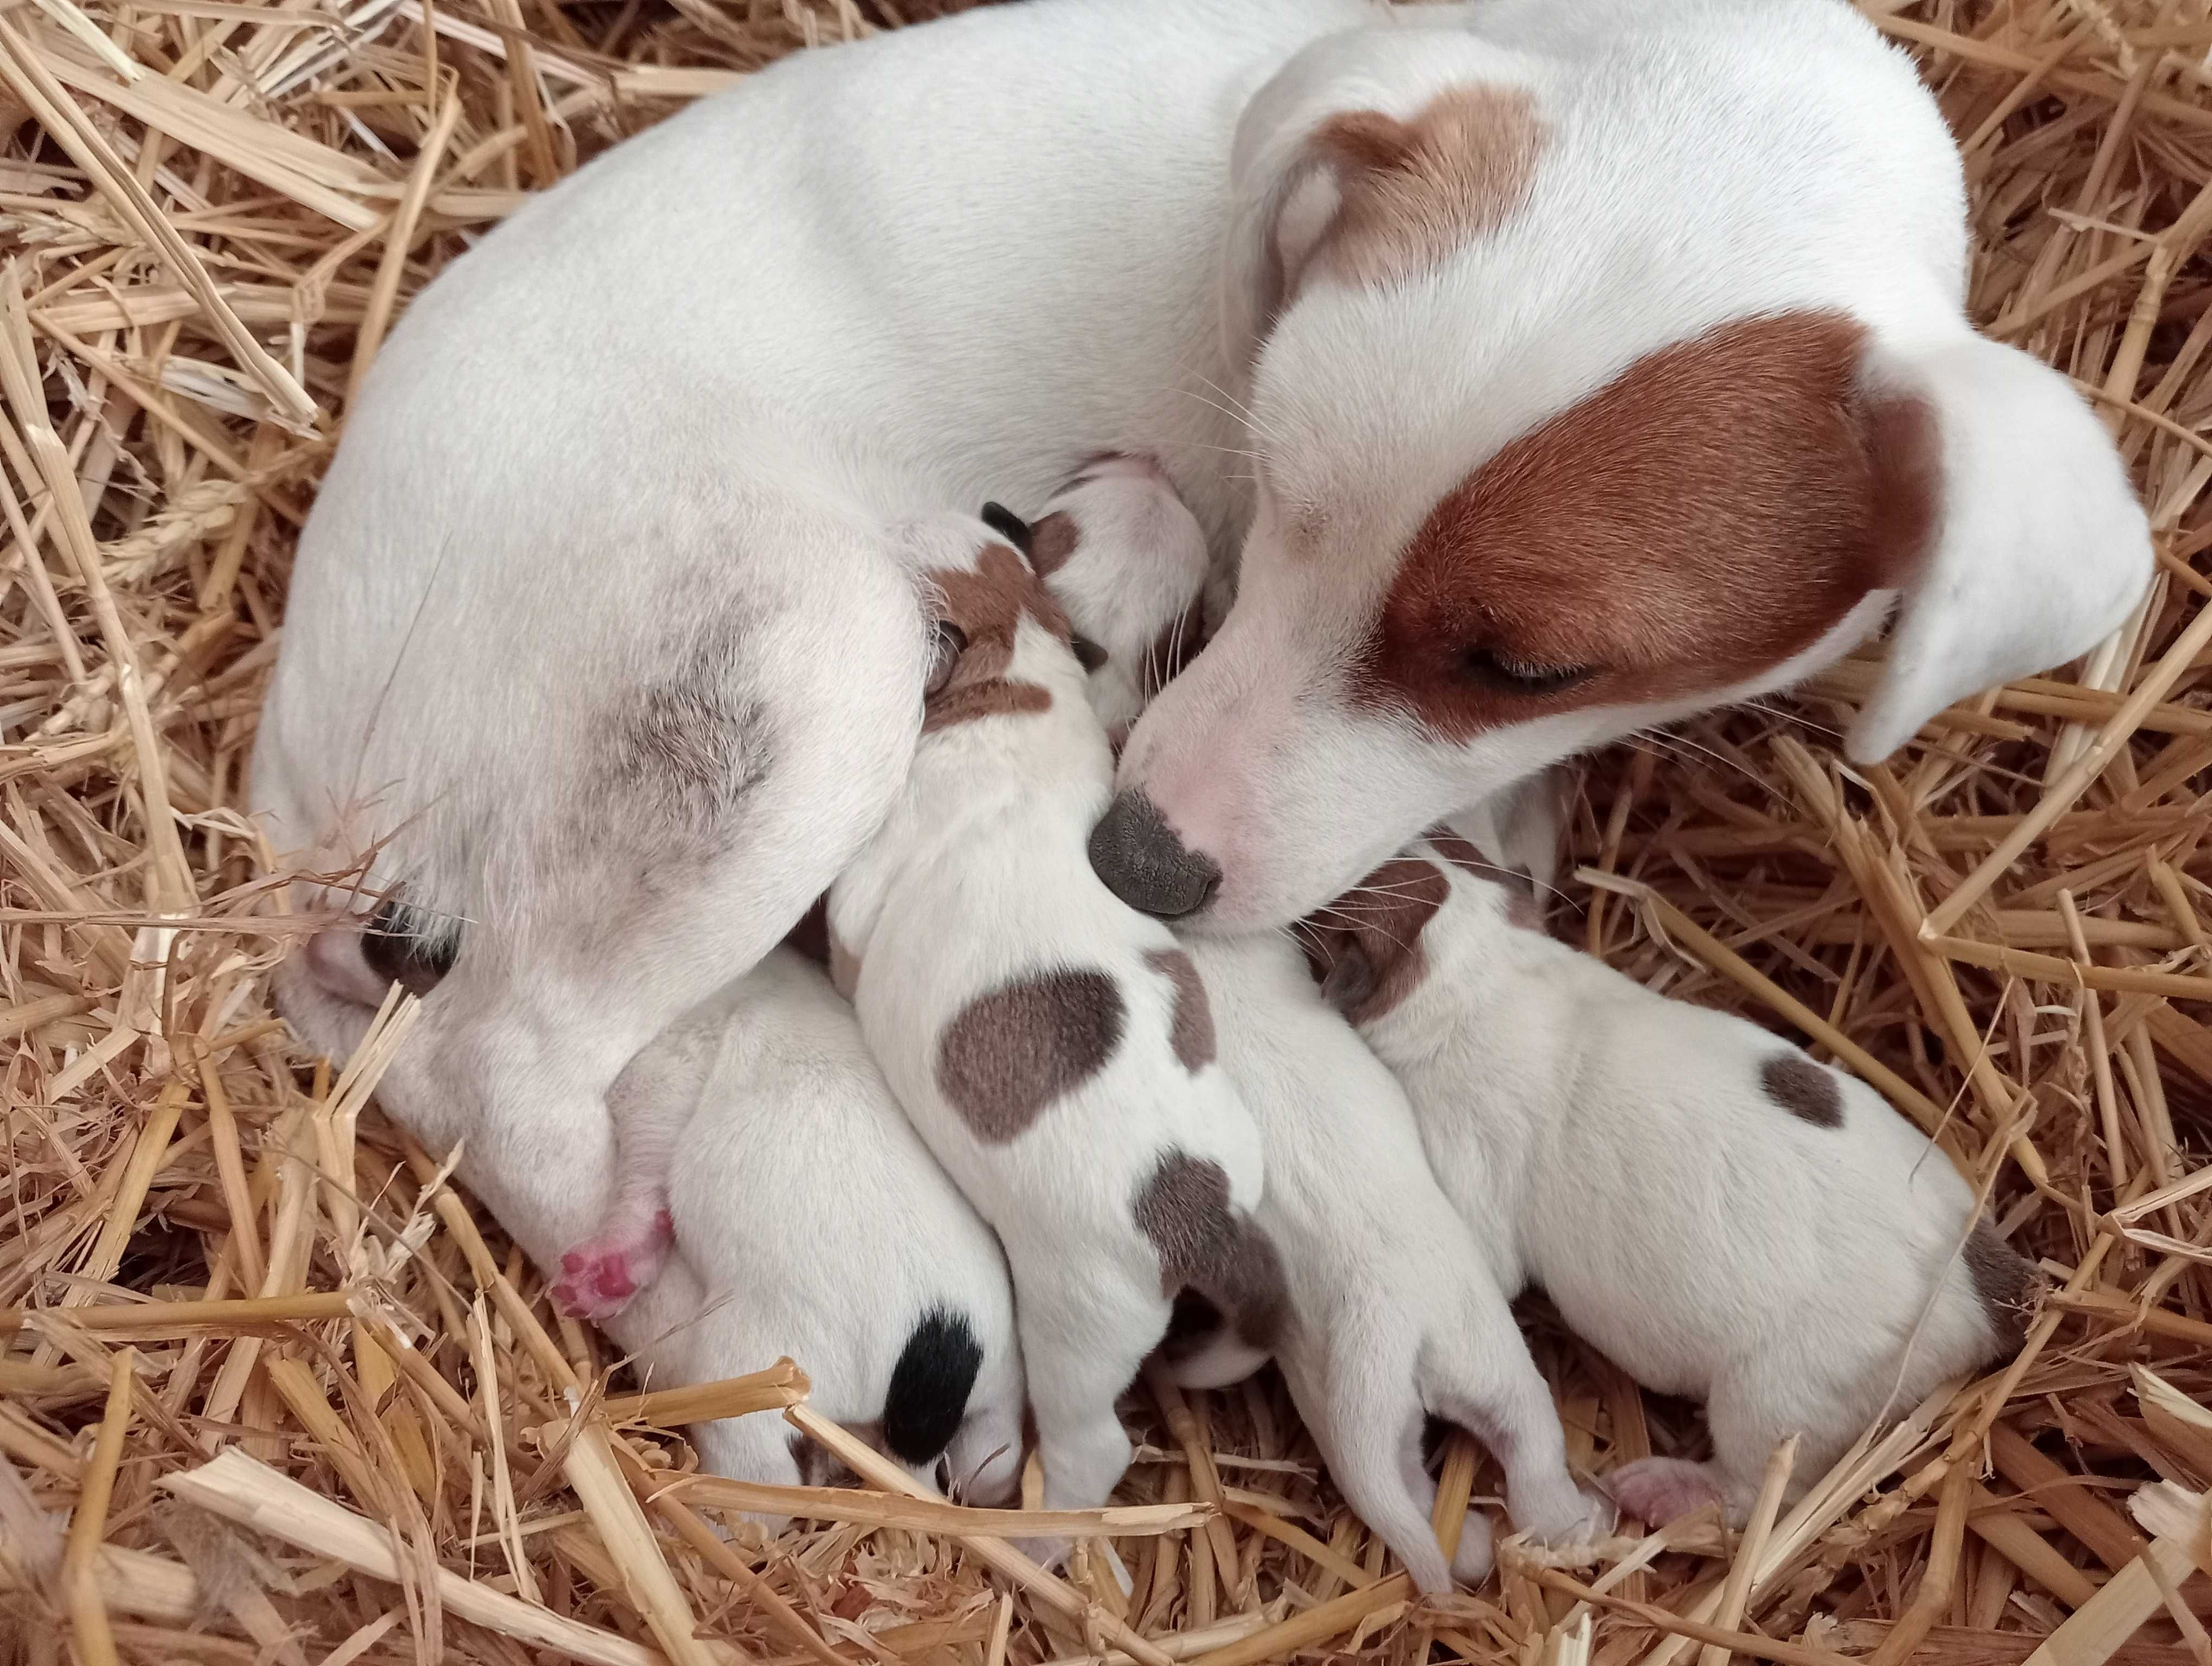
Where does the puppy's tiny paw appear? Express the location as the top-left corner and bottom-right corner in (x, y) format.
(551, 1227), (668, 1320)
(1010, 1535), (1073, 1574)
(1448, 1510), (1496, 1586)
(1604, 1458), (1724, 1529)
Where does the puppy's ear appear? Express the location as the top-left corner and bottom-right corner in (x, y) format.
(979, 502), (1033, 557)
(1316, 939), (1378, 1019)
(1847, 335), (2152, 762)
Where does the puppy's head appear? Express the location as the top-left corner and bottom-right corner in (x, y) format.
(1301, 829), (1535, 1030)
(1102, 21), (2152, 931)
(984, 454), (1209, 747)
(905, 512), (1082, 739)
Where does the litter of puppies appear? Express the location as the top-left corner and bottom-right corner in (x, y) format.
(5, 3), (2212, 1666)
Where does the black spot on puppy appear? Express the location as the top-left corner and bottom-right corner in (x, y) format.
(937, 968), (1124, 1141)
(1963, 1220), (2040, 1353)
(1760, 1055), (1844, 1129)
(882, 1308), (985, 1466)
(362, 899), (458, 997)
(1133, 1152), (1287, 1349)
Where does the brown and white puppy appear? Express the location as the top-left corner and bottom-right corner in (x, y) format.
(1307, 832), (2039, 1527)
(1098, 0), (2153, 931)
(827, 508), (1282, 1551)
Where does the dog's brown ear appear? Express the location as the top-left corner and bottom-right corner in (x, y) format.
(1224, 78), (1546, 362)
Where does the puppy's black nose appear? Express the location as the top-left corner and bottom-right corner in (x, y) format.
(1089, 791), (1220, 918)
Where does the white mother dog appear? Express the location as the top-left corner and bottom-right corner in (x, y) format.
(260, 0), (2149, 1271)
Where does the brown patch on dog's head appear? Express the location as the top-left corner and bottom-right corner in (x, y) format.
(1353, 311), (1939, 742)
(1760, 1055), (1844, 1130)
(1132, 1152), (1286, 1348)
(923, 541), (1076, 735)
(1307, 85), (1548, 293)
(1143, 947), (1216, 1072)
(1298, 853), (1450, 1026)
(1963, 1220), (2040, 1354)
(936, 967), (1124, 1142)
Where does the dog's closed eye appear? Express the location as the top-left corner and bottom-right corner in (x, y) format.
(1458, 646), (1590, 697)
(927, 621), (969, 695)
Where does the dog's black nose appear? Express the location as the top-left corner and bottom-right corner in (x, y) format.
(1089, 791), (1220, 918)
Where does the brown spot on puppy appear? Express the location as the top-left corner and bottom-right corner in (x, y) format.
(937, 968), (1124, 1142)
(1309, 86), (1548, 292)
(1144, 947), (1216, 1072)
(1760, 1055), (1844, 1130)
(923, 541), (1075, 735)
(1425, 828), (1545, 931)
(1027, 511), (1080, 577)
(1300, 854), (1451, 1024)
(1356, 312), (1938, 741)
(1132, 1152), (1287, 1348)
(1963, 1220), (2039, 1353)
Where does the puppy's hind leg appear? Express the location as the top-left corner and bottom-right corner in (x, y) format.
(1424, 1308), (1615, 1549)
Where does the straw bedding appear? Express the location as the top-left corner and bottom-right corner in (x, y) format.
(2, 0), (2211, 1660)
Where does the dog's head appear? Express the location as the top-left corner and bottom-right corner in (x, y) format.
(991, 454), (1210, 749)
(1099, 18), (2153, 930)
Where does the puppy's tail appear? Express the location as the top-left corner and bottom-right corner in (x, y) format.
(881, 1308), (986, 1469)
(1960, 1219), (2043, 1357)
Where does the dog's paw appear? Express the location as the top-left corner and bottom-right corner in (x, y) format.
(1603, 1458), (1724, 1529)
(552, 1212), (672, 1320)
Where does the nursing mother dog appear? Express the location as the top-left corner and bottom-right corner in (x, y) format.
(258, 1), (2150, 1329)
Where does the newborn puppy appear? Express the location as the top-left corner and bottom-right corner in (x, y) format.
(594, 949), (1025, 1509)
(1307, 836), (2039, 1527)
(983, 452), (1210, 751)
(1182, 934), (1613, 1592)
(828, 506), (1282, 1532)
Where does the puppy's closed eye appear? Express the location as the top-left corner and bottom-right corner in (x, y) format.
(926, 620), (968, 696)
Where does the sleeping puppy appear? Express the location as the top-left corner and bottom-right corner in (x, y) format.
(1305, 834), (2040, 1527)
(1181, 933), (1613, 1592)
(597, 950), (1024, 1509)
(826, 505), (1282, 1540)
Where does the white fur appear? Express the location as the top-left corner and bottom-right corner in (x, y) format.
(1330, 838), (2028, 1522)
(827, 511), (1272, 1534)
(1184, 934), (1612, 1592)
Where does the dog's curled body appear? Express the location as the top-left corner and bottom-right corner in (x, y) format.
(594, 949), (1024, 1510)
(1307, 837), (2039, 1526)
(827, 509), (1280, 1534)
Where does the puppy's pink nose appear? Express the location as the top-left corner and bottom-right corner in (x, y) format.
(1089, 791), (1219, 918)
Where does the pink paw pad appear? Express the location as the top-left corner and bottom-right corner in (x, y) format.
(552, 1212), (673, 1321)
(1604, 1458), (1725, 1529)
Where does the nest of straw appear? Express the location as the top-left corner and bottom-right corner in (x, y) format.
(4, 0), (2212, 1661)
